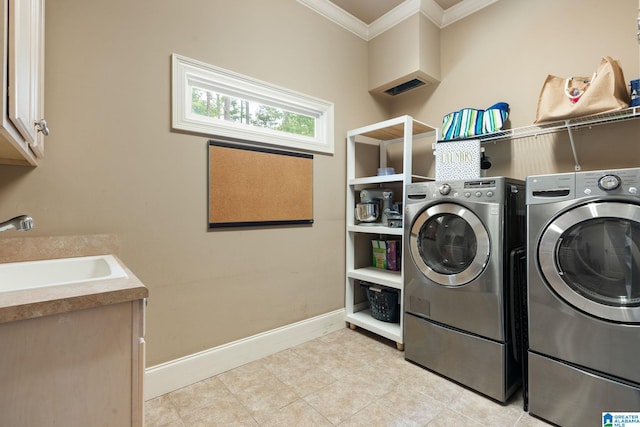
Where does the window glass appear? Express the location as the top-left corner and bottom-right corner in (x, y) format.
(557, 218), (640, 306)
(191, 87), (316, 138)
(418, 214), (478, 275)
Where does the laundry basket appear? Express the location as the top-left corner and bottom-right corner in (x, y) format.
(361, 282), (400, 323)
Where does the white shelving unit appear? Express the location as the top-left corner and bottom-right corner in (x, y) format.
(345, 115), (436, 350)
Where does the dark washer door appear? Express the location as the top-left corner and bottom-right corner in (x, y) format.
(409, 203), (490, 286)
(538, 201), (640, 322)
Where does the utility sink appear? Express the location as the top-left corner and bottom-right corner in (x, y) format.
(0, 255), (128, 292)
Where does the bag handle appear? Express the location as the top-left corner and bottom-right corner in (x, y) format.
(564, 72), (597, 103)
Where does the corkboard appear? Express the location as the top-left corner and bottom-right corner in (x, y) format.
(208, 141), (313, 228)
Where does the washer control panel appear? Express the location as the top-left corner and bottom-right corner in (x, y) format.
(420, 178), (507, 202)
(577, 168), (640, 197)
(439, 183), (452, 195)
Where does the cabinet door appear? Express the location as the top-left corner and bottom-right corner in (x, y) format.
(8, 0), (44, 157)
(0, 302), (135, 426)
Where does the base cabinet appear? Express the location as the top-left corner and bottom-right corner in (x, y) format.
(0, 299), (145, 427)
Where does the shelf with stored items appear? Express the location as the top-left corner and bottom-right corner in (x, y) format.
(438, 107), (640, 171)
(345, 115), (436, 349)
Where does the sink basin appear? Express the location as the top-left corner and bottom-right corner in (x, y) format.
(0, 255), (128, 292)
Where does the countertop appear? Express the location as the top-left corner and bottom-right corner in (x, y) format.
(0, 234), (148, 324)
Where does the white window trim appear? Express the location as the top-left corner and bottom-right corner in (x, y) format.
(171, 54), (335, 155)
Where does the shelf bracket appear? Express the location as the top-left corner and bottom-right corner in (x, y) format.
(565, 120), (581, 171)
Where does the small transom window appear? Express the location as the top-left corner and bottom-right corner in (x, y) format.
(172, 54), (334, 154)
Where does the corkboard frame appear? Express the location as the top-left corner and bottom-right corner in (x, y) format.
(208, 140), (314, 228)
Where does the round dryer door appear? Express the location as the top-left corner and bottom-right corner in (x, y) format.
(538, 201), (640, 322)
(409, 203), (490, 287)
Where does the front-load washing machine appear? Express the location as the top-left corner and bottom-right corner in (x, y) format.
(404, 177), (525, 402)
(527, 167), (640, 427)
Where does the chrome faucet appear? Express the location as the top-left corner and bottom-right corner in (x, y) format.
(0, 215), (34, 233)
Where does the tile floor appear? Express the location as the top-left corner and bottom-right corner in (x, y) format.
(145, 327), (551, 427)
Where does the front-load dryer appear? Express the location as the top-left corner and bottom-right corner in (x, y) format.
(404, 177), (525, 402)
(527, 167), (640, 427)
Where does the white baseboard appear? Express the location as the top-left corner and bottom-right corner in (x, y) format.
(144, 309), (346, 400)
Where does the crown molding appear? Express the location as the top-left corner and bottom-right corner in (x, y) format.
(368, 0), (422, 39)
(440, 0), (499, 27)
(297, 0), (371, 39)
(419, 0), (446, 28)
(297, 0), (498, 40)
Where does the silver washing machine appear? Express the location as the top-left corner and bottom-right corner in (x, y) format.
(527, 167), (640, 427)
(404, 177), (525, 402)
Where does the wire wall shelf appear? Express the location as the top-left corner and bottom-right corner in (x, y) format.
(474, 106), (640, 143)
(434, 107), (640, 171)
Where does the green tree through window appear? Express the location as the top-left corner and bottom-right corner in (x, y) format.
(192, 87), (315, 137)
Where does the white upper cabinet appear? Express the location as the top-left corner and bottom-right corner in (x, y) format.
(0, 0), (46, 166)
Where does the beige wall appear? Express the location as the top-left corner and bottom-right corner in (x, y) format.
(389, 0), (640, 179)
(368, 13), (441, 93)
(0, 0), (388, 366)
(1, 0), (639, 367)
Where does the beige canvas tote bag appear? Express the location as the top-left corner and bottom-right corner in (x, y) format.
(534, 56), (629, 123)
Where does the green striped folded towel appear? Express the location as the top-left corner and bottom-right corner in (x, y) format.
(441, 102), (509, 140)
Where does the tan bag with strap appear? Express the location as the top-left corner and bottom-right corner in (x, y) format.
(534, 56), (629, 123)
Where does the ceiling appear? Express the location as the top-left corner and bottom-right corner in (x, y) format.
(329, 0), (464, 25)
(299, 0), (497, 40)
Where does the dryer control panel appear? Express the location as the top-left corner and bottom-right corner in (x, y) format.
(526, 172), (575, 205)
(576, 168), (640, 198)
(527, 168), (640, 205)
